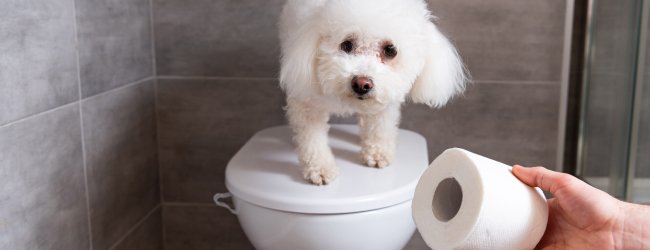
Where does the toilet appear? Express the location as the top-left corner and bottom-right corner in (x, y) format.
(214, 125), (429, 250)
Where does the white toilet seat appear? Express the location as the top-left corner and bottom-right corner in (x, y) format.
(225, 125), (430, 214)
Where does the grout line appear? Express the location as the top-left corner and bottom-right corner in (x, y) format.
(152, 72), (166, 250)
(107, 204), (162, 250)
(156, 75), (559, 85)
(156, 75), (278, 81)
(153, 78), (167, 249)
(148, 0), (157, 77)
(163, 202), (217, 207)
(160, 203), (167, 250)
(0, 77), (556, 129)
(148, 0), (166, 247)
(81, 76), (155, 102)
(0, 102), (79, 129)
(70, 0), (93, 248)
(148, 0), (162, 208)
(471, 80), (560, 85)
(77, 101), (94, 250)
(0, 98), (80, 127)
(152, 78), (163, 205)
(0, 14), (154, 129)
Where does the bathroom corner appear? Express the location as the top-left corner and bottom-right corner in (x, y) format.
(1, 0), (160, 249)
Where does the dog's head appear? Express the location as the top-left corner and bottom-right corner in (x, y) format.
(280, 0), (467, 111)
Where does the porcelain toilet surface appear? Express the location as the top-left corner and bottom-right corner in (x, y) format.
(223, 125), (429, 250)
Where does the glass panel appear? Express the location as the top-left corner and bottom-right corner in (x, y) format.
(632, 2), (650, 203)
(579, 0), (643, 199)
(633, 75), (650, 202)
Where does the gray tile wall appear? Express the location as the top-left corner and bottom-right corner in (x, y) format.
(402, 82), (560, 168)
(82, 81), (160, 250)
(0, 105), (89, 250)
(153, 0), (566, 249)
(113, 207), (164, 250)
(0, 0), (160, 249)
(154, 0), (283, 77)
(162, 205), (253, 250)
(76, 0), (154, 97)
(428, 0), (566, 82)
(157, 78), (285, 203)
(0, 0), (79, 125)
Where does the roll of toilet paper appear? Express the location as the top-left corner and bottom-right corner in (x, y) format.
(412, 148), (548, 250)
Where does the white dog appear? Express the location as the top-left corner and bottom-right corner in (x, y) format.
(279, 0), (467, 185)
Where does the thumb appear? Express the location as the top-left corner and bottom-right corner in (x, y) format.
(512, 165), (575, 195)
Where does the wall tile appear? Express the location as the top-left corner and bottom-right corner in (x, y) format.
(154, 0), (283, 77)
(162, 205), (253, 250)
(0, 105), (89, 249)
(402, 82), (560, 168)
(113, 207), (163, 250)
(82, 81), (159, 250)
(427, 0), (565, 82)
(0, 0), (78, 125)
(158, 78), (285, 203)
(330, 115), (357, 124)
(76, 0), (153, 97)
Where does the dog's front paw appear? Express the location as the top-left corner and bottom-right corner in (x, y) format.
(303, 164), (339, 185)
(361, 145), (395, 168)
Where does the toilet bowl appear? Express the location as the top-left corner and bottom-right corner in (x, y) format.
(215, 125), (429, 250)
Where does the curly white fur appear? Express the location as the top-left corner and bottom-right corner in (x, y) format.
(279, 0), (467, 185)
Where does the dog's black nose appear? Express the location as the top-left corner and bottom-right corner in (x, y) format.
(351, 76), (374, 95)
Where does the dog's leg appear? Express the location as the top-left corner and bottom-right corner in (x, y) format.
(359, 104), (400, 168)
(286, 99), (338, 185)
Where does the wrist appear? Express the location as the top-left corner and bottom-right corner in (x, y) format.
(615, 201), (650, 249)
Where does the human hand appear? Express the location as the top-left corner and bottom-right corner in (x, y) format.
(512, 165), (623, 249)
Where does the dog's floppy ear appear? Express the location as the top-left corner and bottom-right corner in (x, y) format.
(279, 16), (321, 100)
(410, 22), (467, 107)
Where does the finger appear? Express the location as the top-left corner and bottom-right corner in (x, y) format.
(512, 165), (574, 194)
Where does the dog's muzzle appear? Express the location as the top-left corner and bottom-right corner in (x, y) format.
(351, 76), (374, 97)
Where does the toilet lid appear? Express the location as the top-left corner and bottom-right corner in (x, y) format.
(225, 125), (429, 214)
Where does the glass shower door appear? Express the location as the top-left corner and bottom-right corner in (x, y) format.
(578, 0), (649, 202)
(630, 1), (650, 203)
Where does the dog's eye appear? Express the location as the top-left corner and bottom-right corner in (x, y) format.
(383, 44), (397, 59)
(340, 40), (354, 53)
